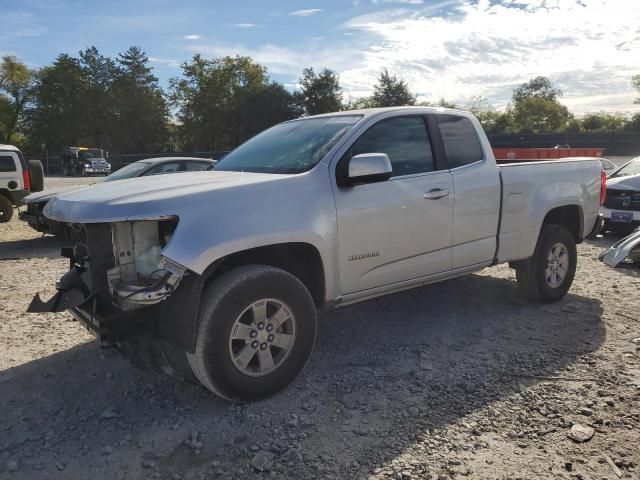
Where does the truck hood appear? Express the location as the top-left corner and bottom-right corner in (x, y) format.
(25, 183), (101, 204)
(606, 174), (640, 191)
(44, 171), (290, 223)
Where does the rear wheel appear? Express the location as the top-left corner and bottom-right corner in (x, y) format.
(0, 195), (13, 223)
(187, 265), (317, 402)
(515, 224), (577, 303)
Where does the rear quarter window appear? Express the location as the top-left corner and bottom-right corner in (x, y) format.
(437, 115), (484, 169)
(0, 155), (17, 172)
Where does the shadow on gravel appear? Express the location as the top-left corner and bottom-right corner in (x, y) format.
(0, 235), (67, 260)
(0, 272), (604, 480)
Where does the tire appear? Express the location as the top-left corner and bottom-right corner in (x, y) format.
(515, 224), (577, 303)
(27, 159), (44, 192)
(187, 265), (317, 402)
(0, 195), (13, 223)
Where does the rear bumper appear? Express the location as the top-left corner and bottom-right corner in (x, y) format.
(601, 206), (640, 222)
(8, 189), (29, 206)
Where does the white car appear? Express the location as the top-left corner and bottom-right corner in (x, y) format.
(29, 107), (603, 402)
(601, 156), (640, 233)
(0, 144), (44, 222)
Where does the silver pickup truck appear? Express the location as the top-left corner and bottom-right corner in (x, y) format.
(29, 107), (605, 401)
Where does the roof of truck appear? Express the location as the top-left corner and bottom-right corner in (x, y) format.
(0, 144), (20, 152)
(306, 106), (470, 118)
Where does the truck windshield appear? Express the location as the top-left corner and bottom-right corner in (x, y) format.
(104, 162), (149, 182)
(215, 115), (362, 174)
(79, 149), (104, 159)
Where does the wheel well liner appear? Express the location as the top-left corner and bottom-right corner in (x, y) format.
(542, 205), (583, 244)
(154, 242), (326, 353)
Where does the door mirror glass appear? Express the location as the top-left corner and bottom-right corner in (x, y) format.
(347, 153), (393, 185)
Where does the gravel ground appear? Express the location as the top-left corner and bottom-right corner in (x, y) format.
(0, 175), (638, 480)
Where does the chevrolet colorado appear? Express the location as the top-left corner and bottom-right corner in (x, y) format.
(28, 107), (605, 401)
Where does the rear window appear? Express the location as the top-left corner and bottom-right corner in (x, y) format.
(0, 155), (17, 172)
(437, 116), (484, 169)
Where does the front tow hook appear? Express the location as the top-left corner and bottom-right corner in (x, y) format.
(27, 265), (88, 313)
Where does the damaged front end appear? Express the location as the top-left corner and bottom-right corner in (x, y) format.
(28, 217), (193, 344)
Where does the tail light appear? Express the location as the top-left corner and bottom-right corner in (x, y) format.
(22, 169), (31, 191)
(600, 169), (606, 205)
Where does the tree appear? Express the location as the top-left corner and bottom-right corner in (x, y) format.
(580, 112), (626, 132)
(296, 67), (342, 115)
(511, 96), (570, 133)
(512, 76), (562, 104)
(78, 47), (118, 147)
(511, 77), (569, 133)
(370, 69), (416, 107)
(110, 46), (168, 151)
(170, 55), (298, 150)
(0, 55), (36, 144)
(27, 54), (87, 151)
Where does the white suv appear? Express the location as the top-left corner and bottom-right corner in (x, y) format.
(0, 145), (44, 222)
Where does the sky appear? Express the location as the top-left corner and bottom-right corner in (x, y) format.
(1, 0), (639, 114)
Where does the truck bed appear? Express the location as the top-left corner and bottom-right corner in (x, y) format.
(496, 157), (602, 263)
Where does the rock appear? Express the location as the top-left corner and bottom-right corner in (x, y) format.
(568, 424), (594, 443)
(142, 460), (157, 469)
(561, 303), (580, 313)
(6, 460), (18, 472)
(580, 407), (594, 416)
(101, 445), (114, 455)
(407, 407), (420, 417)
(251, 451), (275, 472)
(100, 408), (122, 420)
(56, 463), (65, 471)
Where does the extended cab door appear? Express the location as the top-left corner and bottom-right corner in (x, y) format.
(435, 115), (501, 268)
(333, 115), (454, 295)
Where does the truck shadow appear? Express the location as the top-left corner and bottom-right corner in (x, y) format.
(0, 272), (604, 480)
(0, 235), (68, 260)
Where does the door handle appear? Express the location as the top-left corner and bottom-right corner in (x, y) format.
(423, 188), (450, 200)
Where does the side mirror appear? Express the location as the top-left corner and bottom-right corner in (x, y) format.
(346, 153), (393, 185)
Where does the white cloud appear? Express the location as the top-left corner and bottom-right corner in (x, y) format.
(336, 0), (640, 113)
(372, 0), (424, 4)
(289, 9), (323, 17)
(235, 23), (257, 28)
(149, 57), (181, 68)
(183, 34), (202, 40)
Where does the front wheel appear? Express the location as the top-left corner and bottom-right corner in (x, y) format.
(515, 224), (577, 303)
(187, 265), (317, 402)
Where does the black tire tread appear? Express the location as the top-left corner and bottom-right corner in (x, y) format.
(27, 159), (44, 192)
(0, 195), (13, 222)
(516, 224), (576, 303)
(187, 265), (316, 402)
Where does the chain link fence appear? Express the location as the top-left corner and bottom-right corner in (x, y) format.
(25, 131), (640, 174)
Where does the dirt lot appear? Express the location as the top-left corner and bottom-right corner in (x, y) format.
(0, 175), (639, 480)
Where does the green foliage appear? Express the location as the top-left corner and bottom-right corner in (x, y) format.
(512, 76), (562, 104)
(580, 112), (626, 132)
(295, 68), (342, 115)
(110, 47), (168, 151)
(370, 69), (416, 107)
(511, 96), (570, 133)
(170, 55), (300, 150)
(28, 47), (168, 153)
(510, 77), (570, 133)
(0, 55), (36, 143)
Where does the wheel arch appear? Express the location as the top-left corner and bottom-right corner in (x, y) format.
(155, 242), (327, 353)
(541, 204), (584, 244)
